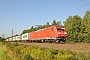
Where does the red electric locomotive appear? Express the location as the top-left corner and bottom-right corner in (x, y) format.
(30, 25), (68, 43)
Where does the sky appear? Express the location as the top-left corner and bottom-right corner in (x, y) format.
(0, 0), (90, 38)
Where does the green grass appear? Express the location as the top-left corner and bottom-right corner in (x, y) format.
(0, 42), (16, 60)
(0, 42), (14, 60)
(4, 42), (90, 60)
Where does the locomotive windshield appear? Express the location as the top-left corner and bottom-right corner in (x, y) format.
(57, 28), (65, 30)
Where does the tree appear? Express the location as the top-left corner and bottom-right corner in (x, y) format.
(46, 22), (50, 27)
(57, 21), (61, 26)
(0, 37), (5, 42)
(51, 19), (61, 26)
(22, 30), (29, 34)
(64, 15), (82, 42)
(64, 16), (73, 42)
(30, 26), (35, 32)
(51, 19), (57, 26)
(82, 10), (90, 42)
(64, 10), (90, 43)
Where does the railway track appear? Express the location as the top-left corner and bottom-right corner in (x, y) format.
(15, 42), (90, 56)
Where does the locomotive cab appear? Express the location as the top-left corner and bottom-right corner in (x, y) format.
(56, 26), (68, 42)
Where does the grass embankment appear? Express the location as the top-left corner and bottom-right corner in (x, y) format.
(0, 42), (18, 60)
(0, 42), (11, 60)
(4, 42), (90, 60)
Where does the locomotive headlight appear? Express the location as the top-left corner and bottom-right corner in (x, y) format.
(58, 32), (61, 34)
(64, 32), (67, 34)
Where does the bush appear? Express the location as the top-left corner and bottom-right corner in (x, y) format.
(21, 53), (33, 60)
(4, 42), (90, 60)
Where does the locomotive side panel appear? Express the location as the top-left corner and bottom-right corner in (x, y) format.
(30, 26), (59, 40)
(48, 26), (58, 39)
(30, 27), (50, 40)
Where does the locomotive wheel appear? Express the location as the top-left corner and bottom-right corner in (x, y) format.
(55, 40), (60, 43)
(60, 39), (65, 44)
(41, 40), (45, 43)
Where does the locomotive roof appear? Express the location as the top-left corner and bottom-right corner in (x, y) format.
(33, 25), (64, 32)
(56, 26), (64, 28)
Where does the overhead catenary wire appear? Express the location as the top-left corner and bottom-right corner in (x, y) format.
(55, 3), (90, 19)
(45, 0), (85, 20)
(45, 1), (90, 22)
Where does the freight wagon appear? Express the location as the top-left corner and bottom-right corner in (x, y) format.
(21, 33), (30, 42)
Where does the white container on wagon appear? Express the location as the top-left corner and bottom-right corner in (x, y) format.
(16, 36), (20, 40)
(9, 37), (12, 41)
(6, 38), (9, 41)
(13, 37), (16, 41)
(22, 33), (30, 40)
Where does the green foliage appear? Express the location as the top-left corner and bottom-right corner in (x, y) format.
(22, 20), (61, 34)
(73, 52), (87, 60)
(52, 19), (61, 26)
(0, 42), (12, 60)
(0, 50), (11, 60)
(5, 42), (19, 50)
(5, 42), (90, 60)
(21, 53), (33, 60)
(51, 19), (57, 25)
(64, 10), (90, 43)
(49, 48), (58, 55)
(14, 45), (26, 56)
(0, 37), (5, 42)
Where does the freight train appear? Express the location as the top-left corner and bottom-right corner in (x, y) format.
(6, 25), (68, 43)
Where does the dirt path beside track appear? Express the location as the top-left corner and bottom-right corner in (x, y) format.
(16, 42), (90, 56)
